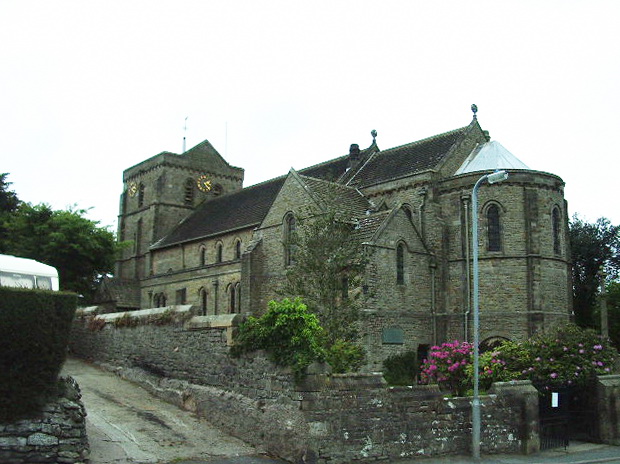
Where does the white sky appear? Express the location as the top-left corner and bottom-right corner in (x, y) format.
(1, 1), (619, 231)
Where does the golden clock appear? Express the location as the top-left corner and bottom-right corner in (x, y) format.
(128, 181), (138, 197)
(197, 175), (212, 192)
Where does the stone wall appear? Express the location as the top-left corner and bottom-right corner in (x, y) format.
(70, 311), (540, 463)
(0, 377), (89, 464)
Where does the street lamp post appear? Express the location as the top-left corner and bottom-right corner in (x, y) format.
(471, 170), (508, 460)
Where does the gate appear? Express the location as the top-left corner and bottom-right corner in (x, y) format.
(538, 386), (597, 451)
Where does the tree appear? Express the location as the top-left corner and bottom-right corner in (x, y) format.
(282, 210), (368, 345)
(569, 215), (620, 328)
(2, 203), (118, 302)
(0, 173), (21, 253)
(607, 281), (620, 349)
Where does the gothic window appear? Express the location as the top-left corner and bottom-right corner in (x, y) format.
(184, 178), (194, 205)
(284, 213), (296, 266)
(135, 219), (143, 255)
(155, 293), (167, 307)
(486, 204), (502, 252)
(552, 207), (562, 255)
(235, 239), (242, 260)
(199, 288), (208, 315)
(228, 283), (236, 313)
(138, 183), (145, 207)
(396, 243), (405, 285)
(200, 246), (207, 266)
(175, 288), (187, 305)
(216, 242), (223, 263)
(235, 283), (241, 313)
(402, 205), (413, 223)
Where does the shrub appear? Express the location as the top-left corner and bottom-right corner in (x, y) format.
(113, 312), (139, 328)
(231, 298), (326, 378)
(420, 341), (473, 396)
(0, 287), (77, 421)
(326, 339), (366, 374)
(382, 350), (418, 386)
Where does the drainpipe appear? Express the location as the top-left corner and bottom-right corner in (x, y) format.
(430, 259), (437, 345)
(418, 187), (428, 240)
(462, 195), (472, 342)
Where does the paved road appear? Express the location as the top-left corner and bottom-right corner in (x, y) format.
(62, 358), (283, 464)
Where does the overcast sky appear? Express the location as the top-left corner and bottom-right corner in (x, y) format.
(1, 1), (618, 231)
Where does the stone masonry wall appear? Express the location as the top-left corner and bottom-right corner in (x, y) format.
(70, 312), (540, 463)
(0, 377), (89, 464)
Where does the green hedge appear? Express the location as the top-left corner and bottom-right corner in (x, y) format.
(0, 287), (77, 422)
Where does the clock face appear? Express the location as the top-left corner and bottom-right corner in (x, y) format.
(128, 182), (138, 197)
(197, 175), (212, 192)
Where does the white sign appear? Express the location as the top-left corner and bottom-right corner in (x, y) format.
(551, 392), (559, 408)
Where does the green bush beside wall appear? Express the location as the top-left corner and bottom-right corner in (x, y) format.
(0, 287), (77, 422)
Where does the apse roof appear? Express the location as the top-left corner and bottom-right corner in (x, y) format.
(455, 141), (529, 175)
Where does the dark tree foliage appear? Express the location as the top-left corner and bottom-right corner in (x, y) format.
(0, 173), (21, 253)
(606, 282), (620, 349)
(282, 210), (368, 346)
(569, 215), (620, 328)
(2, 203), (117, 302)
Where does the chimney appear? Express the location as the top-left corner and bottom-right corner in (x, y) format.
(349, 143), (361, 161)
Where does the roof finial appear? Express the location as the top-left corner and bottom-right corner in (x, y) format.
(371, 129), (377, 143)
(471, 104), (478, 119)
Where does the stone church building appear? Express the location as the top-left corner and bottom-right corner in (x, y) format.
(99, 110), (571, 370)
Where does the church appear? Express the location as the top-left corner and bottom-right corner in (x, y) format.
(98, 108), (572, 370)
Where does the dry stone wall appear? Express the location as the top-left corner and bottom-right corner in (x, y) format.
(0, 377), (89, 464)
(70, 312), (540, 463)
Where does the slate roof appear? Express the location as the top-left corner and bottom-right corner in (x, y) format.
(152, 178), (286, 249)
(353, 210), (392, 243)
(347, 126), (469, 187)
(297, 174), (371, 220)
(151, 155), (354, 249)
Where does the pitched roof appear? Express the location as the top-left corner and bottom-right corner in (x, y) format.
(296, 173), (371, 220)
(151, 155), (354, 249)
(353, 210), (392, 242)
(152, 178), (286, 249)
(347, 126), (469, 187)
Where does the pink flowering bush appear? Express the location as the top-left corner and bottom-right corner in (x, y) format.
(420, 341), (473, 396)
(418, 324), (618, 397)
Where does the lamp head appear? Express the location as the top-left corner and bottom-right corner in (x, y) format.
(487, 170), (508, 184)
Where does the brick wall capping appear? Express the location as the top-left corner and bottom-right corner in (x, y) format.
(488, 379), (537, 394)
(96, 304), (193, 322)
(597, 374), (620, 386)
(186, 313), (245, 330)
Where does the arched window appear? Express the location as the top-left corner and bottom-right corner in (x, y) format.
(486, 204), (501, 252)
(184, 178), (194, 205)
(402, 205), (413, 223)
(199, 288), (208, 315)
(284, 213), (296, 266)
(396, 243), (405, 285)
(235, 283), (241, 313)
(200, 246), (207, 266)
(228, 284), (236, 313)
(235, 239), (242, 260)
(552, 207), (561, 255)
(138, 183), (145, 207)
(216, 242), (223, 263)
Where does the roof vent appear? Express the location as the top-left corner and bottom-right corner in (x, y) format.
(349, 143), (361, 161)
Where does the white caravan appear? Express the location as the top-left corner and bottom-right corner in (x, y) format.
(0, 254), (59, 291)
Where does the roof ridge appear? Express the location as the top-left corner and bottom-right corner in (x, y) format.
(378, 125), (469, 155)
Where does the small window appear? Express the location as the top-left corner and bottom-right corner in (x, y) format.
(200, 247), (206, 266)
(229, 284), (236, 313)
(487, 204), (501, 252)
(184, 178), (194, 205)
(175, 288), (187, 305)
(235, 240), (242, 260)
(138, 183), (145, 207)
(200, 288), (208, 315)
(284, 213), (296, 266)
(396, 243), (405, 285)
(552, 207), (561, 255)
(216, 243), (223, 263)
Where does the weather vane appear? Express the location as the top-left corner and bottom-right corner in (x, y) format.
(471, 104), (478, 118)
